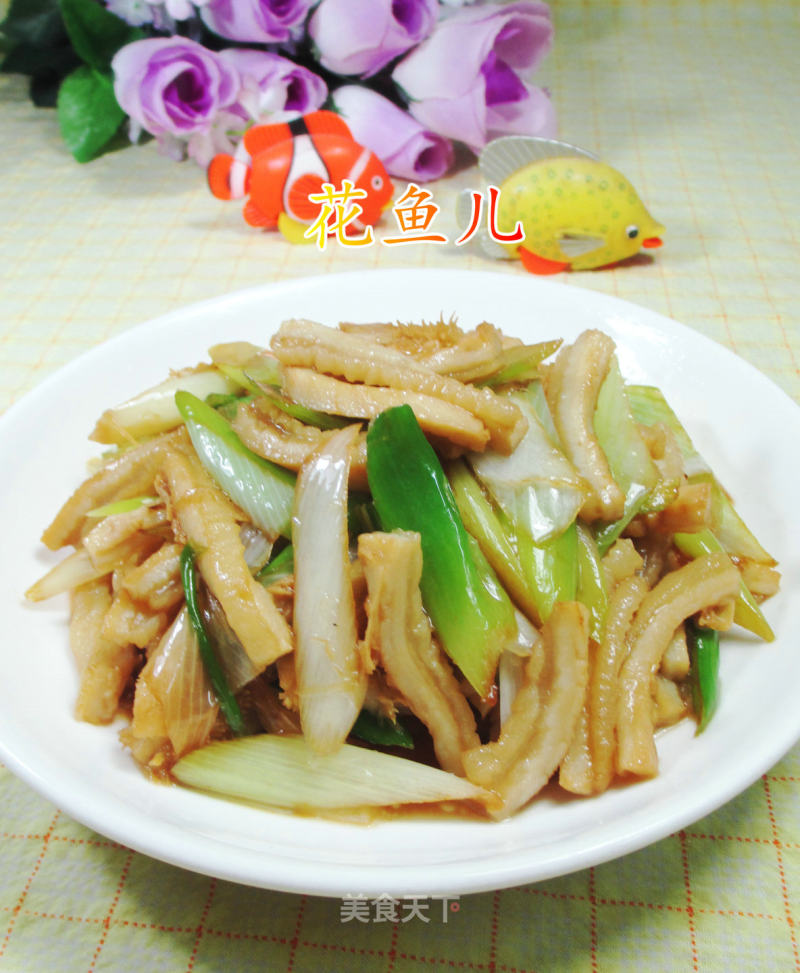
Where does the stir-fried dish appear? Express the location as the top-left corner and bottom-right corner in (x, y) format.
(27, 318), (781, 819)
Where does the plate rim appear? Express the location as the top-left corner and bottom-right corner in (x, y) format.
(2, 267), (799, 897)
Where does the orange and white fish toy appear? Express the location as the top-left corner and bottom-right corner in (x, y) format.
(208, 110), (394, 242)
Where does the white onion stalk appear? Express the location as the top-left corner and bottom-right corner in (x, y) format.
(149, 607), (218, 758)
(185, 526), (274, 693)
(469, 391), (585, 543)
(498, 610), (540, 727)
(592, 358), (660, 553)
(239, 524), (272, 573)
(26, 548), (107, 602)
(197, 586), (259, 693)
(173, 735), (489, 810)
(293, 424), (366, 755)
(178, 391), (295, 540)
(90, 367), (239, 445)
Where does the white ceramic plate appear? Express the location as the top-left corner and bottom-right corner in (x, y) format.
(1, 269), (798, 898)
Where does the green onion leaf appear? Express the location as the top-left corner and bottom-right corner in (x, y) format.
(85, 495), (158, 519)
(256, 544), (294, 588)
(468, 390), (584, 544)
(179, 544), (245, 736)
(673, 529), (774, 641)
(367, 405), (516, 696)
(593, 360), (659, 554)
(448, 459), (540, 624)
(91, 368), (239, 445)
(686, 619), (720, 733)
(476, 339), (562, 387)
(259, 388), (351, 431)
(216, 360), (282, 395)
(516, 521), (579, 625)
(627, 384), (774, 563)
(576, 524), (608, 642)
(172, 735), (488, 810)
(176, 390), (295, 539)
(350, 710), (414, 749)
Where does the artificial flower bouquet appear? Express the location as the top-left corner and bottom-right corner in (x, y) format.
(0, 0), (555, 181)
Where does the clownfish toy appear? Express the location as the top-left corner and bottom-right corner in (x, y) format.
(457, 136), (665, 273)
(208, 111), (394, 242)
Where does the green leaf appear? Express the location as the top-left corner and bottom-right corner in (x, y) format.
(59, 0), (143, 71)
(0, 0), (79, 103)
(1, 0), (63, 48)
(1, 40), (75, 77)
(57, 64), (125, 162)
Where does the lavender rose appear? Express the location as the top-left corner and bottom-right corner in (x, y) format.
(309, 0), (438, 78)
(333, 85), (453, 182)
(221, 49), (327, 122)
(112, 37), (238, 135)
(201, 0), (314, 44)
(392, 1), (556, 153)
(112, 37), (241, 165)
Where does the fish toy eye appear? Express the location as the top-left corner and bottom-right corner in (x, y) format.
(371, 175), (384, 191)
(626, 225), (639, 239)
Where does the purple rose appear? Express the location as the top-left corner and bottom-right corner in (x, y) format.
(392, 1), (556, 153)
(333, 85), (453, 182)
(309, 0), (438, 78)
(221, 49), (327, 122)
(112, 37), (239, 137)
(201, 0), (314, 43)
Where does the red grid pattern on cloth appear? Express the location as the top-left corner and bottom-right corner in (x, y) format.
(1, 752), (799, 971)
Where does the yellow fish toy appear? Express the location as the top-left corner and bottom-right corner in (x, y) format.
(457, 136), (665, 274)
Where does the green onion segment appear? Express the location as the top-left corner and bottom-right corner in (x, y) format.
(367, 405), (516, 697)
(593, 360), (659, 554)
(172, 734), (487, 810)
(256, 544), (294, 588)
(627, 384), (774, 562)
(576, 524), (608, 642)
(686, 619), (720, 733)
(350, 710), (414, 749)
(85, 496), (158, 519)
(176, 390), (295, 538)
(673, 529), (774, 641)
(179, 544), (245, 736)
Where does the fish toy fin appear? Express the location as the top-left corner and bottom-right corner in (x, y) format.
(278, 212), (314, 244)
(303, 110), (354, 141)
(288, 174), (327, 221)
(478, 136), (599, 187)
(244, 121), (293, 157)
(556, 231), (606, 259)
(454, 189), (514, 260)
(208, 154), (237, 200)
(243, 200), (275, 229)
(518, 246), (570, 275)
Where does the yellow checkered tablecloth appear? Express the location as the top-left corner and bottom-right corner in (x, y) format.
(1, 1), (799, 970)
